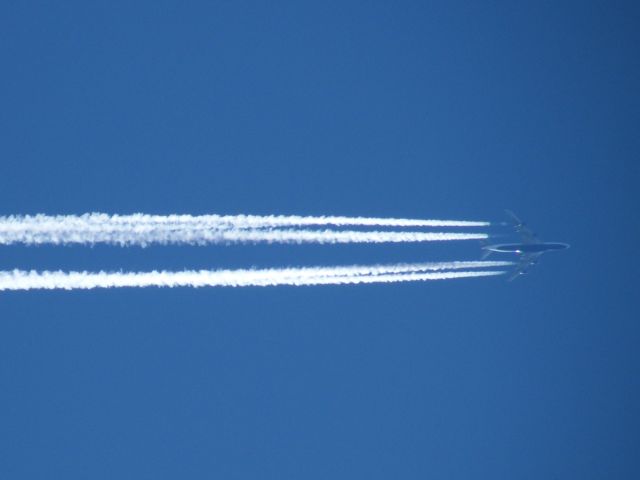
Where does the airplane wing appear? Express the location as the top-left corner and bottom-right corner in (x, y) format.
(507, 252), (543, 281)
(505, 210), (539, 244)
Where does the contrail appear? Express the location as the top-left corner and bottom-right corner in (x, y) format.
(0, 267), (506, 291)
(0, 213), (490, 230)
(0, 213), (489, 246)
(211, 260), (514, 278)
(0, 225), (487, 246)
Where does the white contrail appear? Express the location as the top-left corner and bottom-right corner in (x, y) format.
(0, 213), (489, 246)
(0, 225), (487, 246)
(0, 267), (505, 291)
(0, 260), (513, 291)
(0, 213), (490, 230)
(214, 260), (513, 278)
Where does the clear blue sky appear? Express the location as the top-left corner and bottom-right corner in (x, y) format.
(1, 1), (638, 478)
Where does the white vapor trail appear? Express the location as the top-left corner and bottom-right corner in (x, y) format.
(0, 213), (490, 230)
(0, 265), (506, 291)
(0, 224), (487, 246)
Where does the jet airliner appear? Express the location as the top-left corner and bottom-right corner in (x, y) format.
(482, 210), (569, 281)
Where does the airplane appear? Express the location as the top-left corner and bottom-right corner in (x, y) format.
(482, 210), (569, 281)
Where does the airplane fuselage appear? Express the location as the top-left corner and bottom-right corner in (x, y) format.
(484, 242), (570, 254)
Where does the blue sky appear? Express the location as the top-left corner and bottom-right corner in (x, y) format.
(1, 1), (638, 478)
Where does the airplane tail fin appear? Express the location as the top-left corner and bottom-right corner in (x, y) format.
(479, 239), (491, 260)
